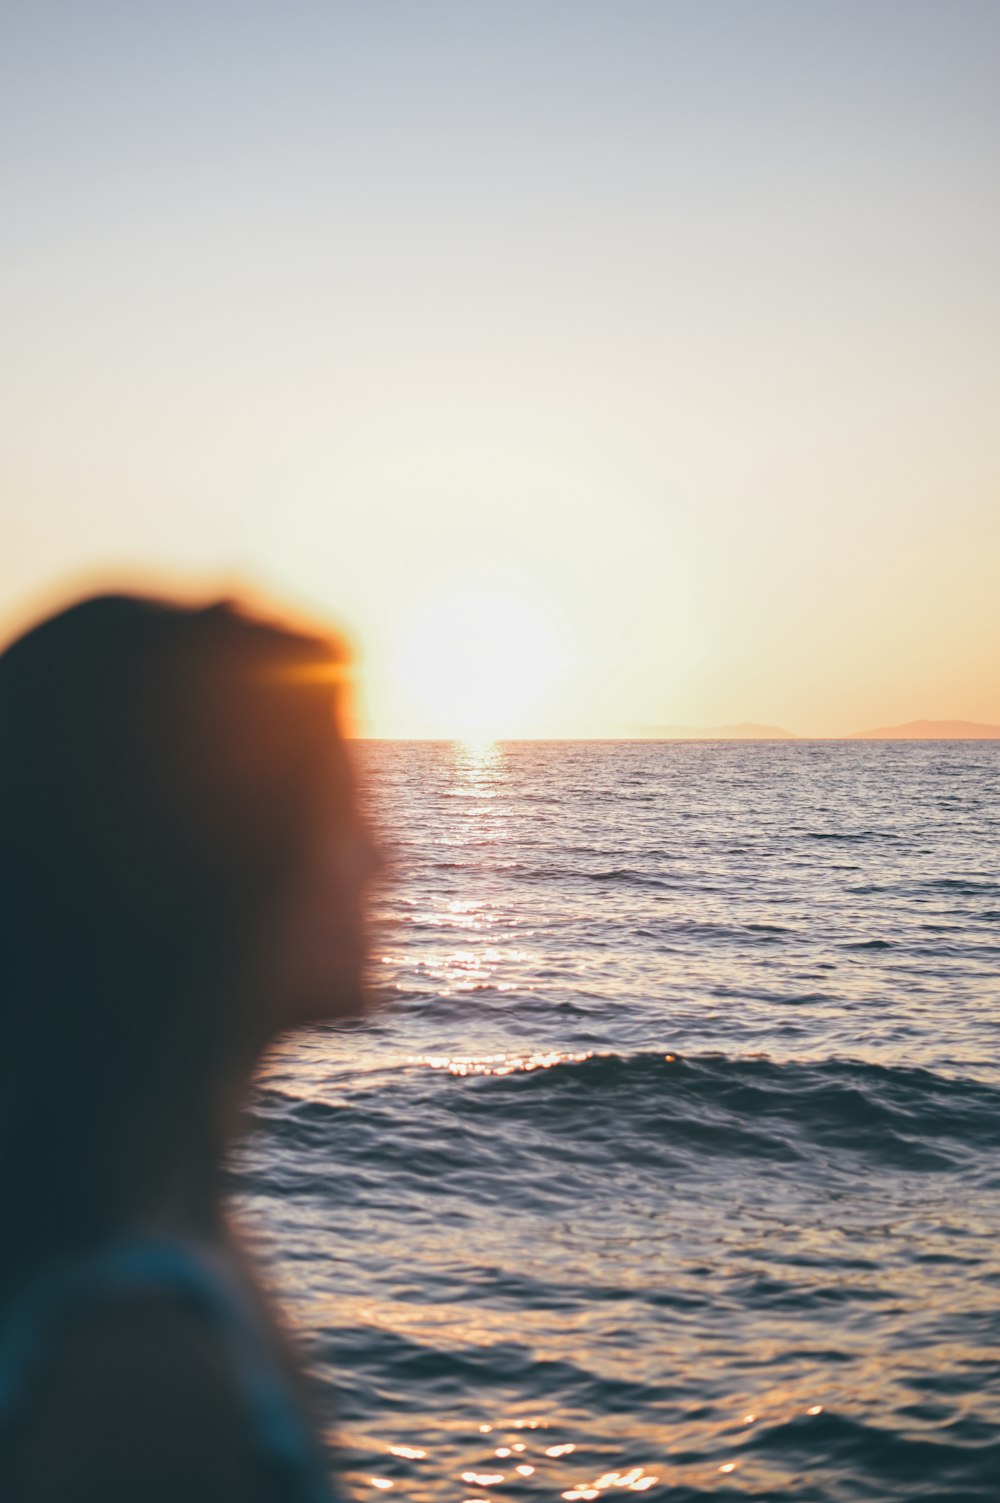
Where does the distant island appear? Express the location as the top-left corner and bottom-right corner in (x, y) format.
(628, 717), (1000, 742)
(848, 719), (1000, 740)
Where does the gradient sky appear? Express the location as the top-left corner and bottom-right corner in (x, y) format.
(2, 1), (998, 736)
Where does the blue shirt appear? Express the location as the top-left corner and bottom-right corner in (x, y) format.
(0, 1234), (341, 1502)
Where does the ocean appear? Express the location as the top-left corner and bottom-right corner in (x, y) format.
(233, 740), (1000, 1502)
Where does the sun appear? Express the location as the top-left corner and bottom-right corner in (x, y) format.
(391, 579), (567, 740)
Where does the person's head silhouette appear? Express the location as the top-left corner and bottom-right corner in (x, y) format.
(0, 589), (376, 1499)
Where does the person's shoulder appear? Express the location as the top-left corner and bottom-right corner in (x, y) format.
(7, 1293), (271, 1503)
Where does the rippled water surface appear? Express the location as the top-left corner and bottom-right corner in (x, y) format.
(235, 741), (1000, 1501)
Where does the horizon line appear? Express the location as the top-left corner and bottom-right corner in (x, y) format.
(349, 717), (1000, 743)
(349, 733), (1000, 744)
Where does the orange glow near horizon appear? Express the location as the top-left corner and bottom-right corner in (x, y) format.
(2, 7), (999, 739)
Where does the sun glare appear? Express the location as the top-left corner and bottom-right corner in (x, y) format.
(391, 580), (567, 740)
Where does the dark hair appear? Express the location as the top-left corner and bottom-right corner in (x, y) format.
(0, 592), (349, 1300)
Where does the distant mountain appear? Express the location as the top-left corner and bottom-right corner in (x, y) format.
(632, 722), (795, 741)
(849, 719), (1000, 740)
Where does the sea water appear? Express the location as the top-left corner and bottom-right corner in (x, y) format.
(234, 741), (1000, 1501)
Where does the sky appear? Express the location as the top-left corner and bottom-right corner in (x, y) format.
(2, 1), (998, 737)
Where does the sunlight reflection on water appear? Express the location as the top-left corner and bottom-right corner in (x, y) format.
(414, 1049), (594, 1076)
(339, 1397), (846, 1502)
(239, 741), (1000, 1501)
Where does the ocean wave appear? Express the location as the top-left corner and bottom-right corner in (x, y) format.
(273, 744), (1000, 1499)
(243, 1052), (1000, 1188)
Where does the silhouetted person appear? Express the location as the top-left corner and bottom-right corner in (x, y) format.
(0, 592), (378, 1501)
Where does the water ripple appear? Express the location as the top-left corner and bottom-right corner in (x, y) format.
(233, 742), (1000, 1501)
